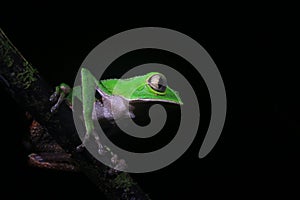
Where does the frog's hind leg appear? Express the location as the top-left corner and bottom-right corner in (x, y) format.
(77, 68), (105, 154)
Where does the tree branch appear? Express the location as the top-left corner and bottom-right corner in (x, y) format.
(0, 28), (150, 200)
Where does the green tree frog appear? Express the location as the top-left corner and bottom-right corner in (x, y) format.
(50, 68), (183, 154)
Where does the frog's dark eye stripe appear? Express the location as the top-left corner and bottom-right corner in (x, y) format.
(148, 74), (167, 93)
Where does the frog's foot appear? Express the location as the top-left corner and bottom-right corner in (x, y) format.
(110, 154), (127, 171)
(50, 84), (71, 113)
(76, 131), (107, 155)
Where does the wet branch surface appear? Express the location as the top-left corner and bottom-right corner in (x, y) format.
(0, 28), (150, 200)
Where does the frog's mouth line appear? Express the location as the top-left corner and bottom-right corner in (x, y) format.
(130, 98), (183, 105)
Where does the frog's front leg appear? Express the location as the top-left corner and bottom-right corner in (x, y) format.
(50, 83), (72, 112)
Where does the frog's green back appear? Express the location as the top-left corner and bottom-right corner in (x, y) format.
(99, 72), (183, 104)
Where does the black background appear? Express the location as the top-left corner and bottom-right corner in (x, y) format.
(1, 4), (299, 199)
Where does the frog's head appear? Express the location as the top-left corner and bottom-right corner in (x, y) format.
(124, 72), (183, 105)
(101, 72), (183, 105)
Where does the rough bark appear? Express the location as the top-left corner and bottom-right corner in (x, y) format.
(0, 28), (150, 200)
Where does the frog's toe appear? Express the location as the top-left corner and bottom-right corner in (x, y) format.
(114, 159), (127, 171)
(76, 143), (85, 152)
(50, 105), (58, 113)
(49, 92), (59, 102)
(75, 133), (90, 152)
(110, 154), (127, 171)
(98, 146), (106, 155)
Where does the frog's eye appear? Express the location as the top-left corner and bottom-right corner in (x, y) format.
(148, 74), (167, 93)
